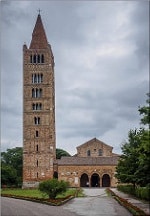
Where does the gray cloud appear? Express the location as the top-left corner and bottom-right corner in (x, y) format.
(1, 1), (149, 155)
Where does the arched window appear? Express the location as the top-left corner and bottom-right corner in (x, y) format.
(32, 103), (36, 110)
(34, 117), (40, 125)
(30, 55), (32, 63)
(41, 54), (44, 63)
(38, 55), (40, 63)
(36, 144), (39, 152)
(41, 74), (43, 82)
(32, 89), (35, 98)
(87, 150), (91, 156)
(39, 89), (42, 97)
(33, 54), (36, 63)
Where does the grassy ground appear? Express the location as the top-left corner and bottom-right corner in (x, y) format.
(1, 188), (83, 199)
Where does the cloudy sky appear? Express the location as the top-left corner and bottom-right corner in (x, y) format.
(1, 1), (149, 155)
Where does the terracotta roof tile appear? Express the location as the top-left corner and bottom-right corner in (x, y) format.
(57, 156), (120, 166)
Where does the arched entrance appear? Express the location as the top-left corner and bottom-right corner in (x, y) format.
(80, 173), (89, 187)
(91, 173), (100, 187)
(53, 171), (58, 179)
(102, 174), (110, 187)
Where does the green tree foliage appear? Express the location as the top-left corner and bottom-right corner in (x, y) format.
(1, 147), (70, 187)
(138, 93), (150, 126)
(56, 148), (71, 159)
(38, 179), (69, 199)
(1, 147), (23, 186)
(116, 93), (150, 187)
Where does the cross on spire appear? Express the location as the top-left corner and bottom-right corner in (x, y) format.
(38, 9), (41, 15)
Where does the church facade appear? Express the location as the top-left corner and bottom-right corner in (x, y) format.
(23, 14), (119, 188)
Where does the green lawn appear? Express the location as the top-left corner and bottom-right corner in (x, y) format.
(1, 188), (83, 199)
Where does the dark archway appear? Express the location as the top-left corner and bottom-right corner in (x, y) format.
(91, 173), (100, 187)
(53, 171), (58, 179)
(102, 174), (110, 187)
(80, 173), (89, 187)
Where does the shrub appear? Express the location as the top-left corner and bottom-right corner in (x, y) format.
(135, 187), (150, 201)
(38, 179), (69, 199)
(117, 184), (136, 196)
(117, 184), (150, 201)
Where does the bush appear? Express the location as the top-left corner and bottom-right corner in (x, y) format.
(38, 179), (69, 199)
(117, 184), (136, 196)
(117, 184), (150, 201)
(135, 187), (150, 201)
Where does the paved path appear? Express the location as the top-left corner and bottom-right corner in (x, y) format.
(1, 188), (132, 216)
(1, 197), (78, 216)
(64, 188), (132, 216)
(111, 188), (150, 215)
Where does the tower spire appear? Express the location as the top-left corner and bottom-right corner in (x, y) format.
(29, 14), (48, 49)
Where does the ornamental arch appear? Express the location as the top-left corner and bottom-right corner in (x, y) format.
(102, 174), (110, 187)
(91, 173), (100, 187)
(80, 173), (89, 187)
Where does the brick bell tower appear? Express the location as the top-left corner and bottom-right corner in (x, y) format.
(23, 13), (56, 188)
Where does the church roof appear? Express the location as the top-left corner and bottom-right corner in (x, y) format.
(76, 137), (113, 150)
(57, 156), (119, 166)
(29, 14), (48, 49)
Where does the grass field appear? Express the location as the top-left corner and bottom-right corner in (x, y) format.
(1, 188), (83, 199)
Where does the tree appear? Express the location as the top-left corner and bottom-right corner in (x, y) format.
(1, 147), (23, 186)
(116, 93), (150, 187)
(56, 148), (71, 159)
(138, 93), (150, 126)
(38, 179), (69, 199)
(115, 129), (141, 186)
(1, 165), (18, 186)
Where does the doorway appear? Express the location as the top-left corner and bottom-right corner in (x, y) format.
(102, 174), (110, 187)
(80, 173), (89, 187)
(91, 173), (100, 187)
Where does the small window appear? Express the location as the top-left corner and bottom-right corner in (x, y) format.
(37, 172), (38, 178)
(99, 149), (103, 156)
(37, 160), (38, 167)
(87, 150), (91, 156)
(33, 54), (36, 63)
(41, 54), (44, 63)
(30, 55), (32, 63)
(38, 55), (40, 63)
(36, 145), (39, 152)
(36, 130), (39, 137)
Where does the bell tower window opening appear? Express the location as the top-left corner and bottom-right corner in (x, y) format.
(38, 55), (40, 63)
(30, 54), (44, 64)
(36, 145), (39, 152)
(34, 117), (40, 125)
(32, 103), (42, 110)
(41, 54), (44, 63)
(30, 55), (32, 63)
(32, 74), (43, 84)
(36, 130), (39, 137)
(33, 54), (36, 63)
(32, 88), (42, 98)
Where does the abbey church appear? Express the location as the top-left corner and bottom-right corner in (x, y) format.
(23, 14), (120, 188)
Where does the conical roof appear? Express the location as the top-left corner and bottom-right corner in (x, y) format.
(29, 14), (48, 49)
